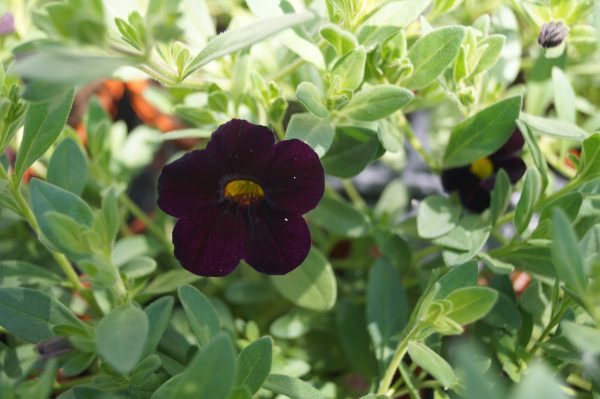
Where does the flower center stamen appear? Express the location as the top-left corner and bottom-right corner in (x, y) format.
(470, 157), (494, 180)
(224, 179), (265, 206)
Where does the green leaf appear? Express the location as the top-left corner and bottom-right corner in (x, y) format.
(296, 82), (328, 118)
(319, 24), (357, 56)
(263, 374), (325, 399)
(15, 88), (74, 180)
(514, 168), (541, 234)
(489, 169), (511, 225)
(551, 209), (587, 293)
(47, 138), (88, 195)
(517, 119), (549, 188)
(561, 321), (600, 355)
(160, 129), (212, 141)
(407, 341), (456, 388)
(330, 47), (367, 92)
(367, 259), (408, 374)
(10, 49), (130, 84)
(308, 194), (371, 237)
(342, 85), (413, 121)
(321, 126), (379, 177)
(482, 292), (521, 332)
(270, 248), (337, 311)
(30, 179), (93, 225)
(472, 34), (505, 75)
(185, 12), (315, 76)
(478, 253), (515, 274)
(417, 195), (461, 239)
(362, 0), (432, 28)
(577, 133), (600, 182)
(285, 113), (334, 157)
(519, 113), (588, 140)
(0, 260), (62, 287)
(235, 337), (272, 393)
(96, 305), (149, 374)
(142, 269), (201, 296)
(443, 96), (521, 168)
(0, 287), (84, 343)
(336, 300), (378, 378)
(143, 297), (174, 356)
(405, 26), (466, 89)
(539, 192), (582, 222)
(445, 287), (498, 324)
(227, 387), (252, 399)
(436, 261), (478, 299)
(172, 333), (236, 399)
(511, 363), (568, 399)
(551, 67), (576, 123)
(178, 285), (221, 347)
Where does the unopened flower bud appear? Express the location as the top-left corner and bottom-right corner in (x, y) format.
(0, 12), (14, 36)
(538, 20), (568, 48)
(37, 336), (72, 359)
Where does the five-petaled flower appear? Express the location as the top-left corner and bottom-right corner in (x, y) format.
(157, 119), (324, 276)
(441, 129), (526, 212)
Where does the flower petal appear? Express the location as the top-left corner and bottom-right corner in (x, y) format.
(496, 157), (527, 184)
(491, 128), (524, 161)
(157, 149), (223, 218)
(459, 184), (491, 213)
(172, 206), (247, 276)
(441, 166), (479, 192)
(206, 119), (275, 177)
(244, 206), (311, 275)
(264, 139), (325, 214)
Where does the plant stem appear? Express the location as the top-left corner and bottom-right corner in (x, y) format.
(341, 179), (368, 209)
(398, 362), (420, 399)
(269, 57), (305, 81)
(528, 299), (570, 357)
(119, 194), (173, 252)
(377, 328), (417, 394)
(399, 116), (439, 172)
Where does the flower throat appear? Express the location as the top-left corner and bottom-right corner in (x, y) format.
(224, 179), (265, 206)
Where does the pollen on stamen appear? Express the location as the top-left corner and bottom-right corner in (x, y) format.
(224, 179), (265, 206)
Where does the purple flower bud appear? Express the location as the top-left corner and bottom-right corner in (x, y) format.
(0, 12), (14, 36)
(538, 20), (568, 48)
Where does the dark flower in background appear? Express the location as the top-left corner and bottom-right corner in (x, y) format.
(441, 129), (526, 213)
(538, 20), (568, 48)
(158, 119), (324, 276)
(0, 12), (14, 36)
(37, 336), (72, 360)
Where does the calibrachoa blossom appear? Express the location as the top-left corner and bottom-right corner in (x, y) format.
(157, 119), (324, 276)
(441, 129), (526, 212)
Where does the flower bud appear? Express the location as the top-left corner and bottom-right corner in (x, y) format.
(538, 20), (568, 48)
(37, 336), (72, 359)
(0, 12), (14, 36)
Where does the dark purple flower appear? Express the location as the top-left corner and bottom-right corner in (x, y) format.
(0, 12), (14, 36)
(157, 119), (324, 276)
(538, 20), (568, 48)
(441, 129), (526, 213)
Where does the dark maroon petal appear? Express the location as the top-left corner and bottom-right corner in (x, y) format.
(172, 206), (247, 277)
(490, 128), (524, 161)
(157, 149), (223, 218)
(441, 166), (479, 192)
(243, 206), (311, 275)
(495, 157), (526, 184)
(458, 184), (491, 213)
(205, 119), (275, 177)
(264, 139), (325, 214)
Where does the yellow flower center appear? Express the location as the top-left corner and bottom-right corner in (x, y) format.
(224, 179), (265, 206)
(470, 157), (494, 179)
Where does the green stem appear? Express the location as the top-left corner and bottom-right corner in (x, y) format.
(341, 179), (368, 209)
(394, 380), (441, 398)
(398, 362), (419, 399)
(119, 194), (173, 252)
(413, 245), (441, 262)
(528, 299), (570, 357)
(400, 117), (439, 172)
(377, 328), (418, 395)
(269, 57), (305, 81)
